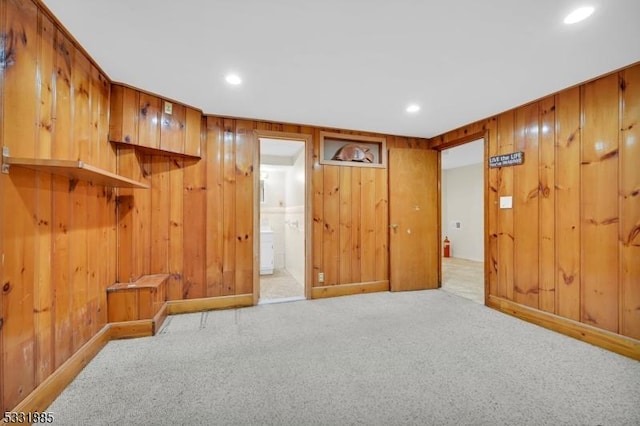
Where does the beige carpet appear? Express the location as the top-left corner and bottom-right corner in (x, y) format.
(441, 257), (484, 304)
(46, 290), (640, 425)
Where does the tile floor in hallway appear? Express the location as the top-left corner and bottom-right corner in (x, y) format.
(441, 257), (484, 304)
(259, 258), (483, 304)
(259, 269), (304, 302)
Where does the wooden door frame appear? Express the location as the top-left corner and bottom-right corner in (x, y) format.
(252, 130), (313, 305)
(431, 130), (488, 305)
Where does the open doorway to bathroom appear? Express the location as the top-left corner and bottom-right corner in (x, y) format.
(440, 138), (485, 304)
(258, 137), (306, 303)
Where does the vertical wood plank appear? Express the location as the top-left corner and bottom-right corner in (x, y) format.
(137, 155), (152, 276)
(539, 96), (556, 313)
(101, 184), (116, 327)
(167, 157), (184, 300)
(69, 182), (88, 351)
(555, 87), (581, 321)
(52, 182), (71, 368)
(374, 168), (389, 282)
(3, 0), (38, 158)
(183, 147), (207, 299)
(109, 85), (138, 145)
(350, 167), (361, 283)
(312, 129), (324, 287)
(52, 34), (73, 160)
(513, 103), (539, 308)
(581, 74), (619, 332)
(360, 167), (376, 282)
(0, 0), (4, 409)
(234, 120), (254, 295)
(338, 167), (352, 283)
(222, 119), (236, 295)
(150, 157), (169, 274)
(323, 166), (340, 285)
(1, 0), (38, 409)
(91, 67), (108, 169)
(108, 84), (124, 143)
(620, 65), (640, 339)
(33, 9), (54, 386)
(138, 93), (161, 150)
(486, 118), (499, 298)
(206, 117), (224, 297)
(85, 184), (99, 336)
(72, 47), (91, 161)
(160, 102), (185, 154)
(2, 169), (37, 411)
(37, 12), (54, 160)
(184, 107), (202, 157)
(497, 111), (515, 300)
(116, 147), (135, 282)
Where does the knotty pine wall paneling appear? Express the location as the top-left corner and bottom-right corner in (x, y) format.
(538, 97), (556, 314)
(555, 86), (581, 321)
(497, 110), (515, 300)
(513, 102), (540, 309)
(205, 118), (224, 297)
(0, 0), (4, 408)
(620, 66), (640, 340)
(430, 62), (640, 341)
(168, 156), (184, 300)
(1, 0), (116, 413)
(115, 117), (430, 305)
(581, 74), (620, 333)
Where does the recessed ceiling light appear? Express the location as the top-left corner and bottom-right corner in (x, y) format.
(564, 6), (595, 24)
(225, 74), (242, 85)
(406, 104), (420, 113)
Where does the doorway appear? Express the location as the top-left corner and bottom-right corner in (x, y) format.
(440, 139), (485, 303)
(255, 132), (311, 304)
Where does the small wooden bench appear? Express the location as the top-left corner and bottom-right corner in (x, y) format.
(107, 274), (170, 323)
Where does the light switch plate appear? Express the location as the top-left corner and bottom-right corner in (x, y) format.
(500, 196), (513, 209)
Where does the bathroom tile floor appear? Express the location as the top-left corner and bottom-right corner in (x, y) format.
(441, 257), (484, 304)
(259, 269), (305, 303)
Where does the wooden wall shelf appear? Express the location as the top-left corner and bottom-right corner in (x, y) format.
(110, 139), (201, 160)
(1, 149), (149, 189)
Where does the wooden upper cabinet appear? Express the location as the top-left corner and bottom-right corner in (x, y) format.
(184, 107), (202, 157)
(109, 85), (139, 144)
(109, 84), (200, 157)
(138, 93), (161, 150)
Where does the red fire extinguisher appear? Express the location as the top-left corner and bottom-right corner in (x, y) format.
(443, 236), (451, 258)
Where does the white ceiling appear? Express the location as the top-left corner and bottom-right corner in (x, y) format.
(42, 0), (640, 138)
(260, 138), (304, 157)
(441, 139), (484, 170)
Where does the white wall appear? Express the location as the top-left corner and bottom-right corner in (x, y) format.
(284, 149), (305, 285)
(441, 163), (483, 261)
(260, 169), (286, 269)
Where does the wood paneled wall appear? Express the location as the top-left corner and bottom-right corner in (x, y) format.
(0, 0), (116, 412)
(116, 117), (430, 300)
(431, 63), (640, 340)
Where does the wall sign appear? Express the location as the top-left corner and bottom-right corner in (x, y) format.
(489, 151), (524, 168)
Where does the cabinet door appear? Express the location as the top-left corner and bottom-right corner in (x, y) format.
(138, 93), (161, 150)
(184, 107), (202, 157)
(160, 101), (185, 154)
(109, 85), (139, 144)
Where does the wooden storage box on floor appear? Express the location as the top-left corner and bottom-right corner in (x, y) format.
(107, 274), (169, 322)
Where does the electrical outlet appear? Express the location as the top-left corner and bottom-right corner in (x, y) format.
(318, 272), (324, 283)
